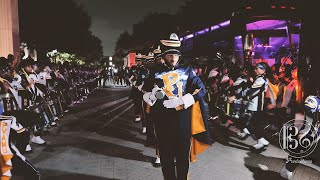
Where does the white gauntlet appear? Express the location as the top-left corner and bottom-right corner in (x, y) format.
(163, 93), (195, 109)
(163, 97), (184, 109)
(181, 93), (195, 109)
(143, 85), (162, 106)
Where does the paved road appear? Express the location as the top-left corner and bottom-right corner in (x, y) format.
(16, 88), (320, 180)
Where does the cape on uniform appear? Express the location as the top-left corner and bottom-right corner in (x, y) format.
(0, 116), (25, 180)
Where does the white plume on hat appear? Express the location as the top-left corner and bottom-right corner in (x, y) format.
(153, 46), (161, 54)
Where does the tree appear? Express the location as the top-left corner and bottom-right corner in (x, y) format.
(18, 0), (103, 64)
(113, 1), (243, 59)
(114, 12), (178, 60)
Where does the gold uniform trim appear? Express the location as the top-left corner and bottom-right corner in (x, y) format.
(160, 40), (181, 47)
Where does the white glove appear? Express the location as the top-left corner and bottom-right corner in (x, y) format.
(221, 75), (230, 83)
(163, 97), (184, 109)
(150, 85), (162, 101)
(208, 68), (218, 78)
(129, 76), (134, 83)
(138, 84), (143, 91)
(143, 92), (155, 106)
(142, 85), (163, 106)
(132, 81), (136, 86)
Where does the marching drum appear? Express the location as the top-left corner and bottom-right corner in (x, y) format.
(230, 98), (249, 119)
(27, 102), (51, 127)
(26, 103), (41, 113)
(215, 94), (228, 114)
(304, 96), (320, 141)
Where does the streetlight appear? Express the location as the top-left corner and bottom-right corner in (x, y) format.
(109, 56), (113, 72)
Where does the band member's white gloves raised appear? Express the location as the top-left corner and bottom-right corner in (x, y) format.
(143, 93), (154, 106)
(143, 85), (163, 106)
(163, 97), (184, 109)
(150, 85), (162, 101)
(138, 82), (145, 93)
(163, 93), (195, 109)
(143, 85), (162, 106)
(128, 76), (134, 83)
(22, 46), (29, 60)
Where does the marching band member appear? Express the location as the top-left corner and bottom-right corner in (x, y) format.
(206, 65), (220, 121)
(143, 48), (162, 167)
(237, 62), (270, 151)
(223, 68), (251, 127)
(280, 95), (320, 179)
(280, 67), (298, 116)
(129, 54), (148, 123)
(140, 52), (154, 134)
(0, 115), (40, 180)
(143, 33), (211, 180)
(19, 59), (59, 127)
(0, 60), (47, 148)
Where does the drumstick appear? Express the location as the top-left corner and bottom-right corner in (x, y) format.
(21, 68), (30, 79)
(0, 77), (8, 83)
(226, 103), (230, 116)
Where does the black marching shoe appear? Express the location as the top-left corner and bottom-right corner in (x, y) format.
(237, 133), (250, 141)
(134, 116), (141, 122)
(251, 138), (269, 153)
(237, 128), (250, 140)
(141, 127), (146, 134)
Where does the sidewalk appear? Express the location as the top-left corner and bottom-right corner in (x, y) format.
(21, 90), (320, 180)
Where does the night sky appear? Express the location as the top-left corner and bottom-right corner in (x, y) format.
(75, 0), (186, 56)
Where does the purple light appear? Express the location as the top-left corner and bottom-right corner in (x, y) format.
(276, 27), (287, 30)
(294, 23), (301, 28)
(219, 20), (230, 27)
(185, 34), (194, 39)
(292, 34), (300, 44)
(246, 20), (286, 31)
(211, 20), (230, 31)
(180, 38), (183, 41)
(196, 28), (209, 35)
(269, 37), (289, 48)
(234, 36), (243, 50)
(211, 25), (219, 30)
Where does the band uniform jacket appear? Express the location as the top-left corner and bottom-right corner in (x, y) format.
(0, 115), (26, 180)
(247, 75), (268, 112)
